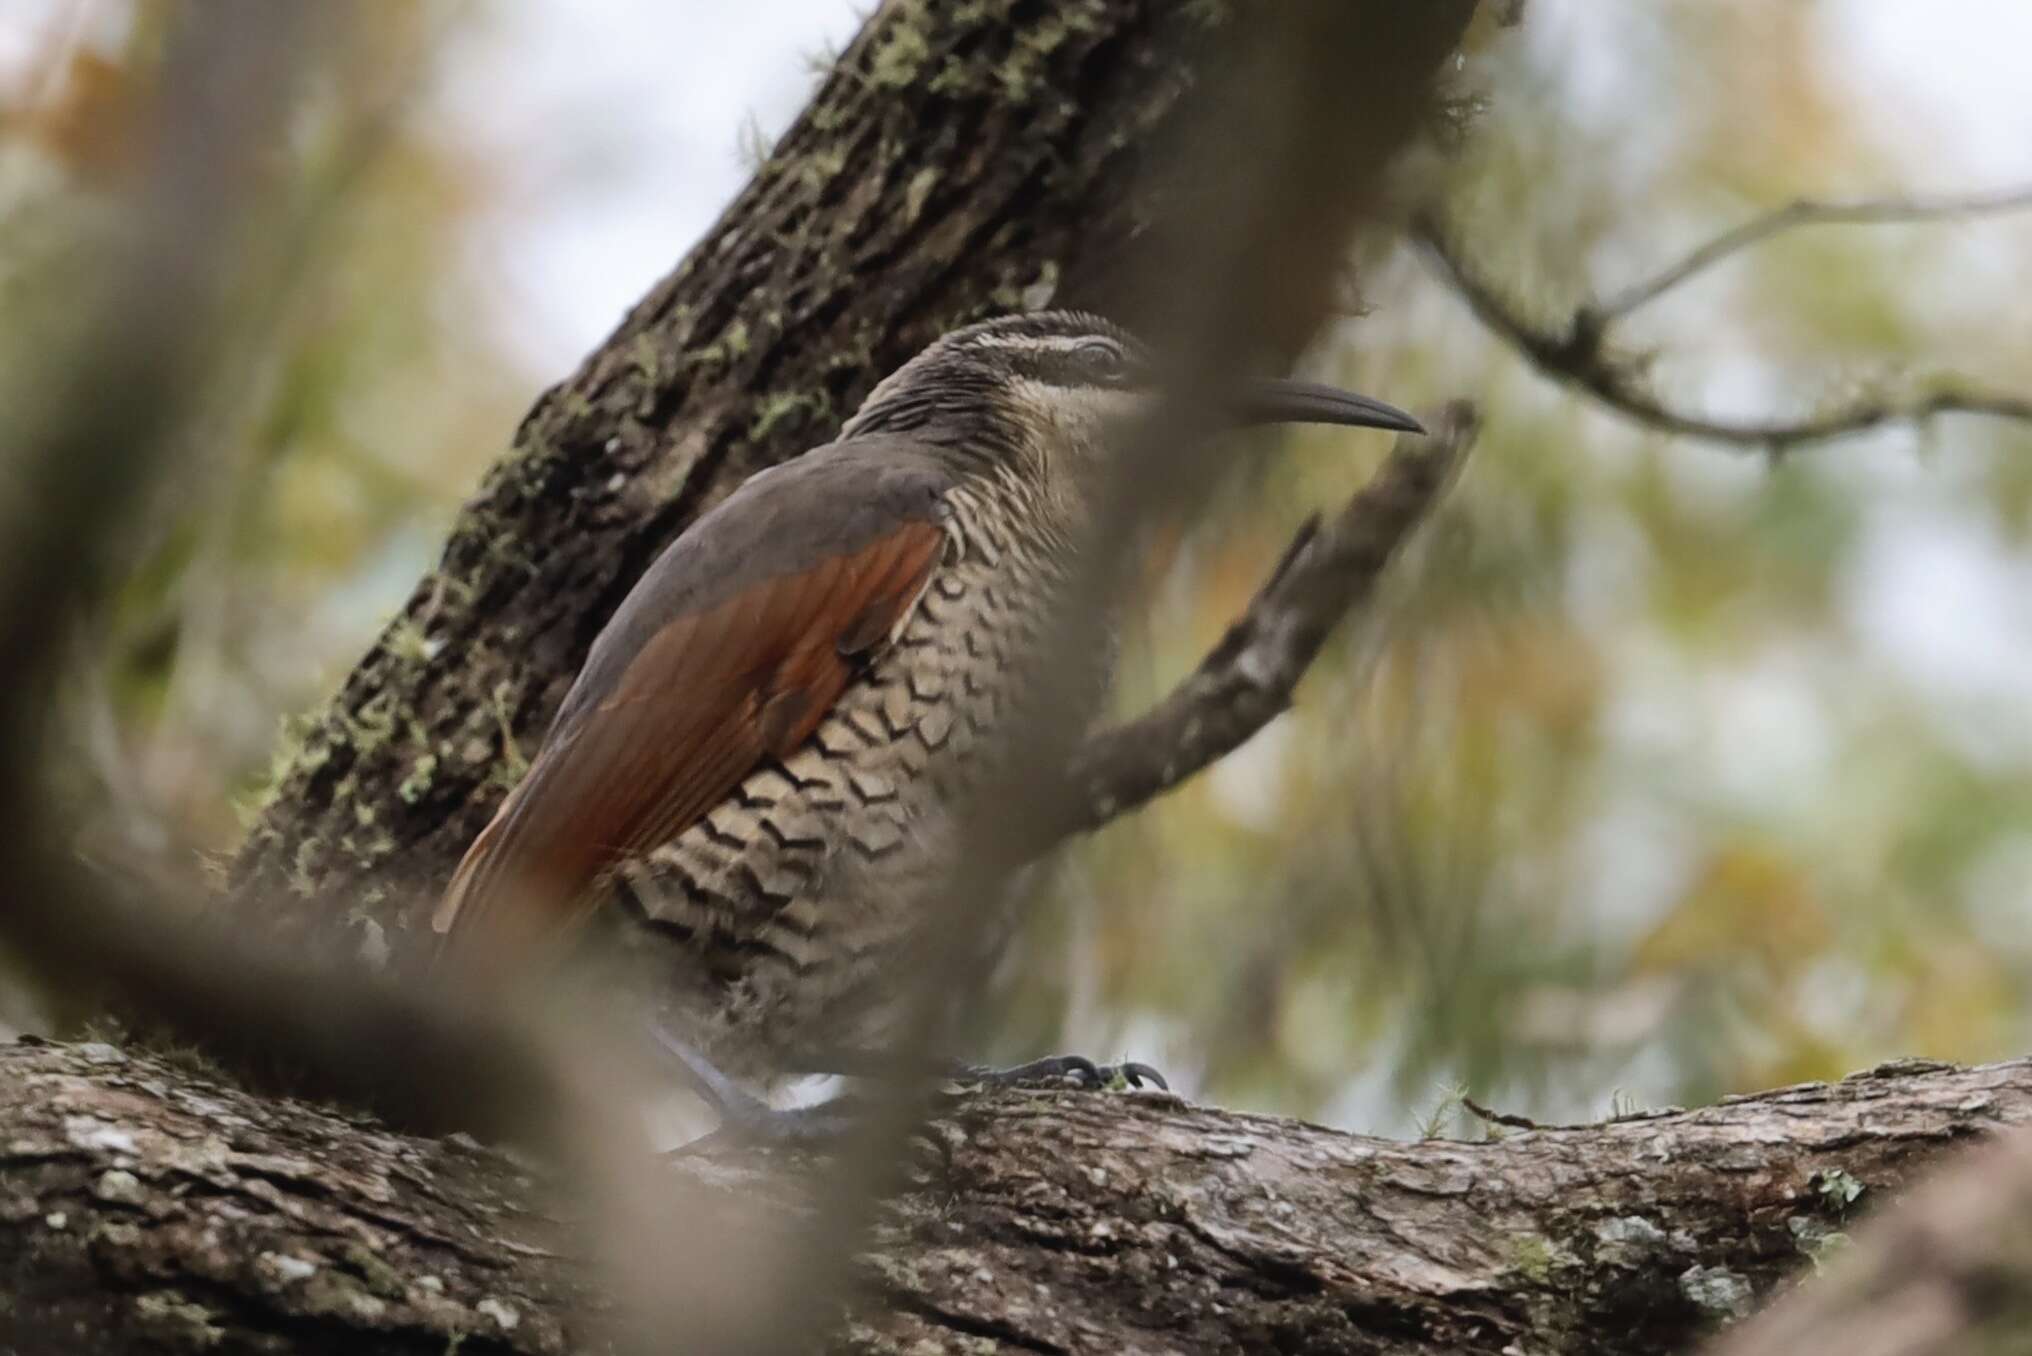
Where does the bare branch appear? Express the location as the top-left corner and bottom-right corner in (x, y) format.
(1059, 401), (1478, 841)
(1598, 183), (2032, 325)
(1413, 213), (2032, 454)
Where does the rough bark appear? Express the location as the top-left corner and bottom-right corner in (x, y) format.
(2, 1037), (2024, 1355)
(227, 0), (1241, 948)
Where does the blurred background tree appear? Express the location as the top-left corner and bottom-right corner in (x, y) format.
(7, 0), (2032, 1136)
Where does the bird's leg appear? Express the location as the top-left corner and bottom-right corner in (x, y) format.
(647, 1022), (860, 1150)
(648, 1024), (1169, 1155)
(647, 1027), (959, 1180)
(795, 1046), (1168, 1092)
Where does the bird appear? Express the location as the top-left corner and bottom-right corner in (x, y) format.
(430, 309), (1420, 1127)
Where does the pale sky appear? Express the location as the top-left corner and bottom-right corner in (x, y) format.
(434, 0), (868, 374)
(13, 1), (2025, 374)
(430, 1), (2032, 374)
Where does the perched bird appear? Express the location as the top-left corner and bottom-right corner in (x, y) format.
(432, 310), (1418, 1122)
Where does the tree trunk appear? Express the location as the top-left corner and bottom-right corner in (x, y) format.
(0, 1037), (2021, 1355)
(227, 0), (1247, 952)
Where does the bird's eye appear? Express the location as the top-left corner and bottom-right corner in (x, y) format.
(1076, 340), (1129, 384)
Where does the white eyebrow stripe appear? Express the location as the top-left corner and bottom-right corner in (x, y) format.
(968, 334), (1112, 352)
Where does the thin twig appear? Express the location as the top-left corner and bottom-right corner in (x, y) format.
(1597, 184), (2032, 324)
(1412, 213), (2032, 455)
(1462, 1095), (1541, 1131)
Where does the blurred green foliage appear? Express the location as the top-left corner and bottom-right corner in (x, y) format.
(9, 2), (2032, 1135)
(2, 1), (523, 871)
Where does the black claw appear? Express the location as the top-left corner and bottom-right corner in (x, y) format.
(1119, 1061), (1170, 1091)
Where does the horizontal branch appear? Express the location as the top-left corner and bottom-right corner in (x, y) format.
(1413, 208), (2032, 455)
(1598, 183), (2032, 324)
(6, 1037), (2030, 1354)
(1058, 400), (1477, 842)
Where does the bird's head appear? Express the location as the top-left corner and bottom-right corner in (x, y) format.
(838, 310), (1421, 501)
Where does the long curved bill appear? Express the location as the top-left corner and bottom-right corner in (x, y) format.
(1239, 378), (1424, 435)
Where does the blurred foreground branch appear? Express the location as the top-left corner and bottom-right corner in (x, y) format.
(0, 0), (590, 1157)
(0, 13), (865, 1353)
(7, 1038), (2031, 1355)
(737, 5), (1481, 1349)
(1413, 198), (2032, 455)
(1714, 1119), (2032, 1356)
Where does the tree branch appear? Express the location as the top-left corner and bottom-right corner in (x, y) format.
(1058, 401), (1478, 841)
(1597, 184), (2032, 325)
(1412, 203), (2032, 455)
(7, 1037), (2029, 1355)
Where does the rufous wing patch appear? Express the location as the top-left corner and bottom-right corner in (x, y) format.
(431, 516), (948, 976)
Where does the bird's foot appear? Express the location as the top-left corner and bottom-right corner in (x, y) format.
(650, 1029), (1170, 1156)
(949, 1053), (1168, 1092)
(783, 1046), (1167, 1092)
